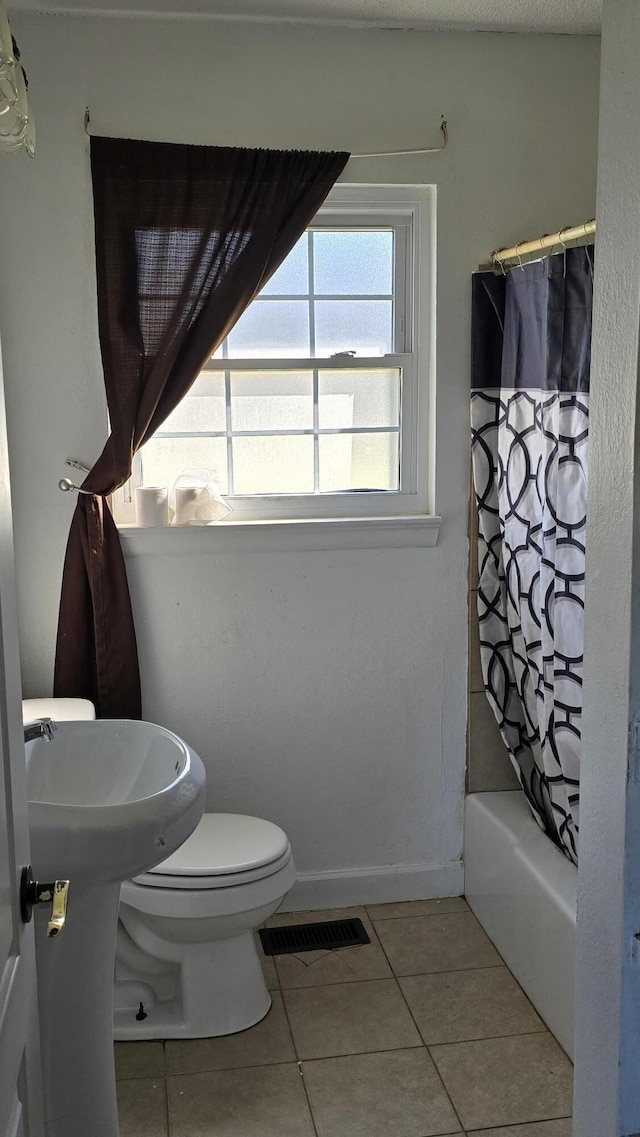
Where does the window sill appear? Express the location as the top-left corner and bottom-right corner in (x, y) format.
(117, 514), (441, 554)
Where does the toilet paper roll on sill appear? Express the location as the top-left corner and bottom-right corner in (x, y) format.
(135, 485), (169, 527)
(173, 483), (232, 525)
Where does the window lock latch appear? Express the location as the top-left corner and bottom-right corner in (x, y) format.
(330, 350), (356, 358)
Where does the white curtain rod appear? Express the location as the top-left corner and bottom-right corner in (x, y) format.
(83, 109), (449, 159)
(351, 117), (448, 158)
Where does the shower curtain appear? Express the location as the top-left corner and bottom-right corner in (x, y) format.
(470, 246), (593, 863)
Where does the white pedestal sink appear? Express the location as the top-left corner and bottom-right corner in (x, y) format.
(25, 719), (206, 1137)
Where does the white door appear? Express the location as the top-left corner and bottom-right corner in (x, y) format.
(573, 0), (640, 1133)
(0, 339), (43, 1137)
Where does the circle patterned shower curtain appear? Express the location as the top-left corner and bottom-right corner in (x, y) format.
(470, 246), (593, 864)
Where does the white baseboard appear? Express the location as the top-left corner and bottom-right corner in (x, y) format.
(280, 860), (464, 912)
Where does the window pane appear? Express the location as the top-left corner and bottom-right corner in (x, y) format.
(231, 372), (313, 431)
(233, 436), (314, 494)
(318, 368), (400, 429)
(140, 436), (228, 495)
(261, 235), (309, 295)
(314, 300), (392, 356)
(313, 231), (393, 295)
(227, 300), (310, 357)
(160, 374), (226, 433)
(319, 432), (399, 492)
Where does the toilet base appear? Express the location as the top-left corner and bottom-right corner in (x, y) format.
(114, 930), (272, 1039)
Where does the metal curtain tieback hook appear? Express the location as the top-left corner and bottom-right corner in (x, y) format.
(58, 478), (93, 496)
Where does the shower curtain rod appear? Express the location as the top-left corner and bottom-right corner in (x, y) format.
(484, 219), (596, 271)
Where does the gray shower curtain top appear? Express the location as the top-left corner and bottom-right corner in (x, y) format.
(471, 246), (593, 863)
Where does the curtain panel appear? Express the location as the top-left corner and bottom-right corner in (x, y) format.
(470, 246), (593, 863)
(54, 138), (349, 718)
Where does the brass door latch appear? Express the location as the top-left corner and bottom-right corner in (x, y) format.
(20, 866), (70, 938)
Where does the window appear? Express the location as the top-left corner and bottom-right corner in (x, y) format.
(115, 185), (434, 525)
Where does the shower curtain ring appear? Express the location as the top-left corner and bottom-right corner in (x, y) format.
(558, 227), (568, 276)
(515, 242), (525, 271)
(494, 250), (507, 276)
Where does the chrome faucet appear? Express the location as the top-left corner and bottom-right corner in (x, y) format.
(24, 718), (58, 743)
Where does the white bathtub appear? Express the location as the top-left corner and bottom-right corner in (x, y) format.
(464, 790), (577, 1057)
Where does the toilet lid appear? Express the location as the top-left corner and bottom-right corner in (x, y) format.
(147, 813), (290, 877)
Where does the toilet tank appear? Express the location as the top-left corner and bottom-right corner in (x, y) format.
(22, 697), (96, 722)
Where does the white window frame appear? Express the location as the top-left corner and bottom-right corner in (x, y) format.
(113, 184), (435, 526)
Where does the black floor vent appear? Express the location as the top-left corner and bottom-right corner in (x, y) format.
(259, 917), (370, 956)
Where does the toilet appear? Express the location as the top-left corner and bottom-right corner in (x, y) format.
(114, 812), (296, 1040)
(22, 697), (295, 1042)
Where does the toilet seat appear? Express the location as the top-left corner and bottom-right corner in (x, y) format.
(135, 846), (293, 890)
(131, 813), (292, 889)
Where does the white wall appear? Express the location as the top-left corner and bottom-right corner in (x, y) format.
(0, 16), (599, 905)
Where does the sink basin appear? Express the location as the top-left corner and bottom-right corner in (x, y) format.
(25, 716), (206, 1137)
(27, 720), (205, 882)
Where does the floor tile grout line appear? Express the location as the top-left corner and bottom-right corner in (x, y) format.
(165, 1054), (317, 1078)
(275, 962), (507, 994)
(297, 1043), (429, 1065)
(395, 963), (513, 979)
(428, 1028), (570, 1053)
(364, 901), (469, 920)
(281, 974), (408, 993)
(369, 908), (478, 925)
(165, 1048), (436, 1078)
(270, 956), (284, 994)
(277, 976), (321, 1137)
(413, 1023), (551, 1048)
(162, 1033), (170, 1134)
(306, 963), (507, 986)
(464, 1123), (572, 1134)
(295, 1062), (321, 1137)
(166, 1058), (309, 1079)
(115, 1072), (169, 1081)
(372, 917), (467, 1136)
(275, 965), (505, 989)
(162, 1071), (171, 1137)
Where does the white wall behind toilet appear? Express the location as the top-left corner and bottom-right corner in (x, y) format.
(0, 15), (599, 905)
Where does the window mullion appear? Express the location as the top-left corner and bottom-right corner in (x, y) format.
(225, 368), (234, 495)
(394, 222), (410, 353)
(308, 231), (320, 493)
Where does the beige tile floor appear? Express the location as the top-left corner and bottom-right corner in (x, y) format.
(115, 898), (573, 1137)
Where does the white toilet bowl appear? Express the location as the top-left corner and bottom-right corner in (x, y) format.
(114, 812), (296, 1039)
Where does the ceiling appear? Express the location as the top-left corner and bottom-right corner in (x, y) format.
(8, 0), (602, 35)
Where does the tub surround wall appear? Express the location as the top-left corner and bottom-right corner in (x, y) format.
(0, 16), (599, 905)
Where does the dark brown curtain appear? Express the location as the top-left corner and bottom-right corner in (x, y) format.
(54, 137), (349, 719)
